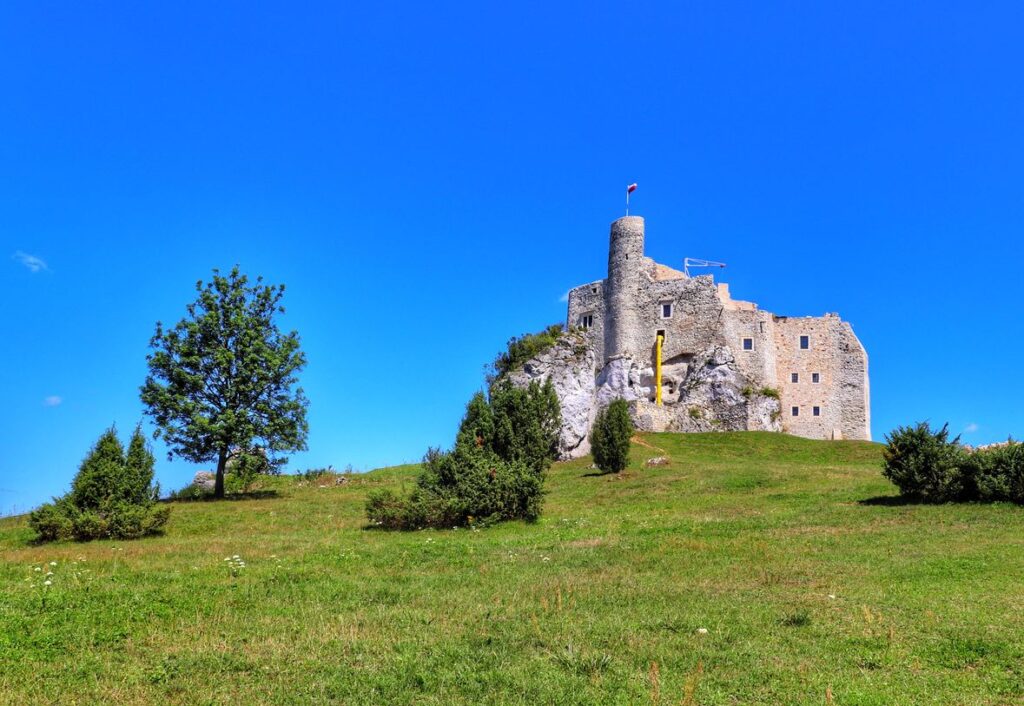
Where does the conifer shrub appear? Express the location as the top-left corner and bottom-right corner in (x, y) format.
(882, 423), (1024, 505)
(968, 441), (1024, 503)
(29, 425), (170, 542)
(882, 423), (967, 502)
(590, 399), (633, 474)
(367, 379), (560, 529)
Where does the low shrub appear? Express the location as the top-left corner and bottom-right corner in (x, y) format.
(28, 499), (76, 542)
(488, 324), (564, 384)
(968, 442), (1024, 503)
(882, 423), (967, 502)
(591, 399), (633, 474)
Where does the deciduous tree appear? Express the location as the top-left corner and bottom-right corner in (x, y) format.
(141, 267), (308, 498)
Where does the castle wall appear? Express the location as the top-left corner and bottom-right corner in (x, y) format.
(772, 315), (870, 440)
(566, 280), (606, 363)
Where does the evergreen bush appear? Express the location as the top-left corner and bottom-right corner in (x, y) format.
(590, 399), (633, 474)
(29, 425), (170, 542)
(367, 379), (560, 530)
(882, 422), (968, 502)
(969, 442), (1024, 503)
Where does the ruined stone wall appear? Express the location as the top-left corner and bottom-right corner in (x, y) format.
(566, 280), (606, 363)
(719, 307), (779, 390)
(836, 320), (871, 440)
(772, 315), (869, 440)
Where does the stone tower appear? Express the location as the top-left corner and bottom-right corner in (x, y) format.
(604, 216), (645, 361)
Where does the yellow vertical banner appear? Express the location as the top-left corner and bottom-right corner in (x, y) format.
(655, 334), (663, 406)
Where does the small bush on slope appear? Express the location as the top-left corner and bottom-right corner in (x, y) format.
(487, 324), (564, 384)
(967, 441), (1024, 503)
(882, 423), (967, 502)
(29, 426), (170, 542)
(367, 379), (560, 529)
(590, 399), (633, 474)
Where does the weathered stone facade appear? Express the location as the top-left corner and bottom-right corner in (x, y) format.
(513, 215), (870, 458)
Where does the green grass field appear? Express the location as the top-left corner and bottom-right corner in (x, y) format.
(2, 432), (1023, 705)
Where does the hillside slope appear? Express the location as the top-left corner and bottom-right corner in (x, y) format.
(1, 433), (1022, 705)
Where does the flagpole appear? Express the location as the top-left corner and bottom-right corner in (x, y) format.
(625, 186), (629, 216)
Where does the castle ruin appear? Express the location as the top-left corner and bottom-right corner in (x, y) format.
(510, 215), (870, 458)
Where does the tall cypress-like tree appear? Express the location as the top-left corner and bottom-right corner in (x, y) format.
(140, 266), (309, 498)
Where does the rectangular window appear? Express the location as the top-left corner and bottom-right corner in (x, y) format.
(742, 338), (753, 351)
(791, 373), (799, 383)
(661, 302), (672, 319)
(812, 372), (820, 384)
(791, 406), (800, 417)
(800, 335), (810, 349)
(813, 406), (821, 417)
(579, 314), (594, 330)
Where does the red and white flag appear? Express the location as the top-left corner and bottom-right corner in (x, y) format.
(627, 183), (637, 194)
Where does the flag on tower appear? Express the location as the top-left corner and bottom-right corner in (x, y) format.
(627, 183), (637, 194)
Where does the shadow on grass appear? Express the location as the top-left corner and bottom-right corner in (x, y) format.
(163, 489), (281, 504)
(858, 494), (924, 507)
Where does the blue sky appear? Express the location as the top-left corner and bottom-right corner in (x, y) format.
(2, 2), (1022, 514)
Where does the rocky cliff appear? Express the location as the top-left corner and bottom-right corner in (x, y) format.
(508, 330), (781, 459)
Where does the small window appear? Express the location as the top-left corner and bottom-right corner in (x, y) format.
(791, 406), (800, 417)
(791, 373), (799, 383)
(759, 321), (765, 333)
(813, 406), (821, 417)
(591, 287), (598, 294)
(661, 302), (672, 319)
(656, 329), (666, 343)
(742, 338), (753, 351)
(800, 335), (809, 349)
(812, 372), (820, 384)
(579, 314), (594, 330)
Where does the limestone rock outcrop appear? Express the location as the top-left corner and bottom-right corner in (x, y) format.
(507, 331), (598, 458)
(509, 335), (781, 460)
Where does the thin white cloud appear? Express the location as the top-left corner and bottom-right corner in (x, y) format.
(42, 395), (62, 407)
(558, 290), (570, 303)
(963, 422), (979, 434)
(13, 251), (48, 273)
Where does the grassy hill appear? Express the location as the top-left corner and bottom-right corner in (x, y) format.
(2, 432), (1023, 705)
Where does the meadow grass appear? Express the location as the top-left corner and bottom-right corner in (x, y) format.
(1, 432), (1022, 705)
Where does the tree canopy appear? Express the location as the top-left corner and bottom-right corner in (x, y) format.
(140, 266), (308, 498)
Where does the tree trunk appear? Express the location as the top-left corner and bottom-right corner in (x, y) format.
(214, 447), (228, 499)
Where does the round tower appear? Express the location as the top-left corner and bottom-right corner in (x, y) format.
(604, 215), (645, 360)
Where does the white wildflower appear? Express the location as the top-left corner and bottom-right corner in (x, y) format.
(697, 628), (709, 635)
(43, 580), (52, 586)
